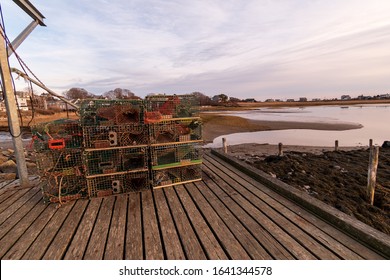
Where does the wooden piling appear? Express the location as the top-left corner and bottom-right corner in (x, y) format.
(367, 146), (379, 205)
(278, 142), (283, 157)
(369, 139), (373, 149)
(335, 140), (339, 151)
(222, 138), (227, 154)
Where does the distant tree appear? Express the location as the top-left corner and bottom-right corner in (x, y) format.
(64, 88), (91, 99)
(191, 92), (213, 106)
(219, 94), (229, 102)
(103, 88), (140, 99)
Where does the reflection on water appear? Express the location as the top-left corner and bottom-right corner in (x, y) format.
(206, 104), (390, 147)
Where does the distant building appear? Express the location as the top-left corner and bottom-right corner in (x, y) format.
(286, 99), (295, 102)
(265, 99), (274, 102)
(244, 98), (256, 102)
(341, 95), (351, 100)
(299, 97), (307, 102)
(311, 98), (321, 101)
(16, 96), (29, 111)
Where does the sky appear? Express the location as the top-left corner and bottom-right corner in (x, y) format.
(2, 0), (390, 100)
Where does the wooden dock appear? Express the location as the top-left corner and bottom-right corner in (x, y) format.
(0, 151), (389, 260)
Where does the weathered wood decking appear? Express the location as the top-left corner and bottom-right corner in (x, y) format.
(0, 151), (389, 260)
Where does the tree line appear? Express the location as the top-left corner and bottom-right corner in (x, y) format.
(62, 88), (241, 106)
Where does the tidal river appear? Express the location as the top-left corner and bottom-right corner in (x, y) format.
(206, 104), (390, 148)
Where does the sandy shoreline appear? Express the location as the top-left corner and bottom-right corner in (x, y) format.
(201, 113), (362, 143)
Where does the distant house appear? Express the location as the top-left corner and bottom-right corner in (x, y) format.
(299, 97), (307, 102)
(311, 98), (321, 101)
(265, 99), (274, 102)
(341, 95), (351, 100)
(379, 94), (390, 99)
(16, 97), (29, 111)
(286, 99), (295, 102)
(357, 95), (372, 100)
(244, 98), (256, 102)
(0, 94), (29, 111)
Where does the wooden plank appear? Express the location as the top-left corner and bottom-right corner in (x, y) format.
(203, 160), (319, 259)
(142, 190), (164, 260)
(207, 153), (384, 260)
(153, 188), (186, 260)
(200, 163), (296, 260)
(205, 154), (351, 259)
(210, 150), (390, 258)
(104, 195), (127, 260)
(125, 192), (143, 260)
(63, 198), (102, 260)
(0, 191), (42, 240)
(175, 185), (228, 260)
(43, 199), (89, 260)
(0, 188), (31, 214)
(203, 156), (338, 260)
(195, 178), (274, 260)
(84, 196), (115, 260)
(0, 187), (40, 225)
(185, 182), (250, 260)
(1, 176), (39, 191)
(21, 201), (75, 260)
(0, 179), (14, 189)
(1, 203), (58, 259)
(0, 196), (47, 258)
(0, 189), (17, 204)
(164, 187), (207, 259)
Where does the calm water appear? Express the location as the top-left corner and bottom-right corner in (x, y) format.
(205, 104), (390, 147)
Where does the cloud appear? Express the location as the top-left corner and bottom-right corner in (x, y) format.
(6, 0), (390, 99)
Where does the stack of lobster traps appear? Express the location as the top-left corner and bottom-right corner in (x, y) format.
(146, 94), (202, 188)
(79, 99), (150, 198)
(31, 119), (87, 203)
(31, 94), (202, 203)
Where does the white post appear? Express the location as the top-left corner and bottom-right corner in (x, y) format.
(367, 146), (379, 205)
(278, 142), (283, 156)
(222, 138), (227, 154)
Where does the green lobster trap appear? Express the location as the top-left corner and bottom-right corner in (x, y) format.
(152, 164), (202, 188)
(149, 118), (202, 144)
(150, 142), (202, 170)
(87, 171), (150, 197)
(145, 94), (199, 123)
(83, 146), (148, 176)
(79, 99), (144, 126)
(82, 124), (149, 148)
(31, 119), (83, 152)
(35, 148), (87, 203)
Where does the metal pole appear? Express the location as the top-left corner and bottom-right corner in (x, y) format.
(7, 20), (39, 57)
(0, 29), (29, 187)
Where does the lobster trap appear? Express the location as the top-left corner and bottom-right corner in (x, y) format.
(87, 171), (150, 197)
(83, 146), (148, 176)
(35, 148), (87, 203)
(31, 119), (83, 152)
(145, 95), (199, 123)
(149, 118), (202, 144)
(40, 175), (87, 203)
(82, 124), (149, 148)
(79, 99), (144, 126)
(152, 164), (202, 188)
(150, 143), (202, 170)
